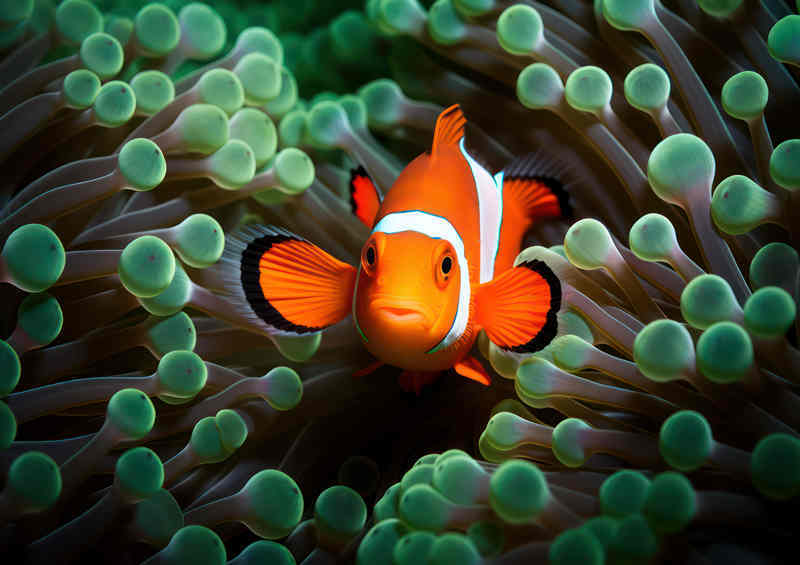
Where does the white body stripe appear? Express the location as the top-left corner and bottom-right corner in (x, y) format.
(371, 211), (470, 352)
(459, 138), (502, 283)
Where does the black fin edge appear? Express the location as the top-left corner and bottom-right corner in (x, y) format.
(504, 153), (573, 218)
(505, 259), (562, 354)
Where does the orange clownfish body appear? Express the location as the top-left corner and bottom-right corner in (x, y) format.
(228, 105), (568, 391)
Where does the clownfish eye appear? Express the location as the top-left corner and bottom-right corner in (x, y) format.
(441, 256), (452, 275)
(366, 246), (376, 265)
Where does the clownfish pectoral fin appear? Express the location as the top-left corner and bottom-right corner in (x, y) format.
(349, 165), (382, 228)
(453, 356), (492, 386)
(474, 259), (564, 353)
(499, 152), (572, 222)
(431, 104), (466, 155)
(222, 225), (357, 336)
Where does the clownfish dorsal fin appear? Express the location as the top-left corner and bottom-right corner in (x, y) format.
(474, 259), (563, 353)
(500, 152), (572, 222)
(431, 104), (466, 156)
(223, 225), (357, 336)
(453, 356), (492, 386)
(349, 165), (382, 228)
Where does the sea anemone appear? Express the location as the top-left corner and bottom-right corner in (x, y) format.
(1, 0), (799, 563)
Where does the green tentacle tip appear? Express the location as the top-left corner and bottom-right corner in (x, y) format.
(118, 138), (167, 191)
(307, 101), (351, 149)
(549, 528), (604, 565)
(711, 175), (775, 235)
(517, 63), (563, 110)
(144, 526), (226, 565)
(374, 484), (401, 522)
(63, 69), (101, 109)
(602, 0), (655, 31)
(234, 53), (282, 106)
(549, 334), (592, 372)
(599, 470), (650, 517)
(428, 0), (468, 45)
(432, 454), (488, 505)
(633, 319), (694, 382)
(552, 418), (591, 467)
(197, 69), (244, 115)
(750, 433), (800, 500)
(659, 411), (712, 471)
(274, 147), (315, 194)
(398, 484), (452, 531)
(357, 519), (409, 565)
(485, 411), (529, 450)
(56, 0), (102, 45)
(648, 133), (715, 204)
(17, 292), (62, 347)
(134, 3), (180, 57)
(629, 213), (678, 262)
(105, 15), (133, 46)
(263, 67), (298, 119)
(750, 242), (799, 291)
(358, 79), (405, 129)
(401, 463), (434, 492)
(235, 27), (283, 65)
(516, 356), (559, 399)
(272, 331), (321, 362)
(6, 451), (61, 511)
(241, 469), (304, 539)
(721, 71), (768, 121)
(116, 447), (164, 499)
(496, 4), (542, 55)
(608, 514), (658, 563)
(394, 531), (436, 565)
(581, 516), (618, 550)
(696, 322), (753, 384)
(564, 218), (613, 270)
(278, 109), (307, 148)
(768, 15), (800, 65)
(229, 541), (295, 565)
(230, 108), (277, 168)
(680, 274), (739, 330)
(139, 263), (190, 317)
(157, 350), (207, 402)
(565, 66), (612, 114)
(454, 0), (495, 17)
(215, 409), (248, 453)
(93, 80), (136, 127)
(79, 32), (123, 80)
(131, 71), (175, 116)
(624, 63), (670, 113)
(743, 286), (796, 339)
(0, 401), (15, 448)
(769, 139), (800, 191)
(146, 312), (197, 355)
(118, 235), (176, 298)
(339, 95), (368, 133)
(428, 533), (482, 565)
(2, 223), (65, 292)
(107, 388), (156, 439)
(0, 0), (32, 24)
(489, 459), (549, 523)
(131, 489), (183, 548)
(314, 485), (367, 542)
(174, 214), (224, 268)
(177, 104), (229, 154)
(697, 0), (742, 18)
(208, 139), (256, 189)
(262, 366), (303, 411)
(372, 0), (427, 36)
(0, 340), (20, 396)
(644, 472), (696, 534)
(467, 521), (504, 557)
(178, 3), (226, 61)
(190, 410), (246, 462)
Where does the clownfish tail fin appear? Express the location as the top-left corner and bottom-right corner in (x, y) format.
(499, 152), (572, 223)
(431, 104), (466, 155)
(349, 165), (382, 228)
(220, 225), (357, 337)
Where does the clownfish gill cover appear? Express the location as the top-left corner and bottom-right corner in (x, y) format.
(0, 1), (798, 564)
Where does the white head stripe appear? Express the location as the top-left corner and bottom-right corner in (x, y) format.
(371, 211), (470, 352)
(460, 138), (502, 283)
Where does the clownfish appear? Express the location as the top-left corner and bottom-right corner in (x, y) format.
(226, 105), (569, 392)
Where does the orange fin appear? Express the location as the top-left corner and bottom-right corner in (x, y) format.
(501, 153), (571, 222)
(229, 226), (357, 335)
(398, 370), (441, 395)
(431, 104), (466, 155)
(474, 259), (562, 353)
(453, 356), (491, 386)
(349, 166), (381, 228)
(353, 360), (384, 377)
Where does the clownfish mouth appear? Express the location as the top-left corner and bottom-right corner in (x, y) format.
(370, 296), (435, 328)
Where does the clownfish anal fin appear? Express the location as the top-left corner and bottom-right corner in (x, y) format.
(398, 370), (441, 395)
(349, 165), (382, 228)
(474, 259), (563, 353)
(453, 356), (492, 386)
(431, 104), (466, 155)
(226, 226), (356, 336)
(501, 152), (572, 221)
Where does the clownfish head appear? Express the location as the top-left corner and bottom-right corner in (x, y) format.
(353, 225), (468, 370)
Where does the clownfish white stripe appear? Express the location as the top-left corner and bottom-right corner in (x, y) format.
(459, 138), (502, 284)
(370, 210), (470, 353)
